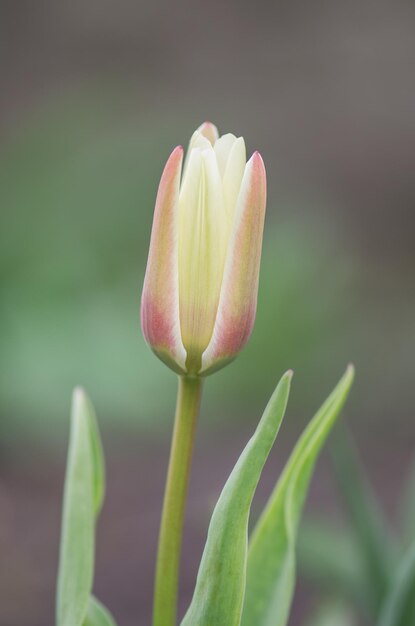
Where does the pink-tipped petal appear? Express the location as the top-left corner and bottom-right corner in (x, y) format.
(197, 121), (219, 145)
(201, 151), (266, 374)
(141, 146), (187, 373)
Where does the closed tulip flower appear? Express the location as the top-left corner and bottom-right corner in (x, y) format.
(53, 117), (354, 626)
(141, 122), (266, 376)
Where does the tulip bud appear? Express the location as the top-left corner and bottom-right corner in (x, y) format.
(141, 122), (266, 376)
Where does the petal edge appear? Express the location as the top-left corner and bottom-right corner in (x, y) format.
(201, 151), (266, 374)
(141, 146), (187, 373)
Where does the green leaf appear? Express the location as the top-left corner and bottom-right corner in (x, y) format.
(241, 365), (354, 626)
(181, 371), (293, 626)
(330, 426), (397, 614)
(83, 597), (117, 626)
(377, 541), (415, 626)
(56, 388), (106, 626)
(83, 392), (105, 516)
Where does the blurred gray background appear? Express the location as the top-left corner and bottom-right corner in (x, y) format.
(0, 1), (414, 624)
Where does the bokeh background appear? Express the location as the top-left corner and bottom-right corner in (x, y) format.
(0, 2), (414, 625)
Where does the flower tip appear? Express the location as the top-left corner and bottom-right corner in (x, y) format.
(163, 145), (184, 176)
(251, 150), (265, 168)
(246, 150), (266, 197)
(197, 121), (219, 144)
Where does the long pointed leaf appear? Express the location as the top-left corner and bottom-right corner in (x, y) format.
(241, 365), (354, 626)
(84, 394), (105, 516)
(56, 388), (106, 626)
(181, 371), (293, 626)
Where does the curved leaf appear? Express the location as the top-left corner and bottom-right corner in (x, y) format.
(181, 371), (293, 626)
(241, 365), (354, 626)
(56, 388), (106, 626)
(84, 394), (105, 516)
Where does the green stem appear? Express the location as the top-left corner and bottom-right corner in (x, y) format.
(153, 375), (203, 626)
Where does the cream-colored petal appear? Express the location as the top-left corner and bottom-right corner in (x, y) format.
(197, 121), (219, 145)
(178, 146), (227, 373)
(222, 136), (246, 221)
(201, 151), (266, 374)
(189, 131), (213, 152)
(141, 146), (187, 373)
(214, 133), (238, 177)
(183, 130), (213, 177)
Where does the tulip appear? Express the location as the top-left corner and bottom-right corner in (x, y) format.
(141, 122), (267, 377)
(142, 123), (267, 625)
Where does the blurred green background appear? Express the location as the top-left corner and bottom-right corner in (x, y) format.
(0, 2), (414, 625)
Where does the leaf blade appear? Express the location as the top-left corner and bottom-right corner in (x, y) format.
(56, 387), (106, 626)
(242, 365), (354, 626)
(181, 371), (293, 626)
(84, 392), (105, 516)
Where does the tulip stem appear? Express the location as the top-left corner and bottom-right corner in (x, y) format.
(153, 375), (203, 626)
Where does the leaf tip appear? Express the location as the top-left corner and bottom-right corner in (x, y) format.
(72, 385), (88, 414)
(345, 363), (355, 383)
(73, 386), (86, 401)
(281, 369), (294, 386)
(71, 387), (91, 424)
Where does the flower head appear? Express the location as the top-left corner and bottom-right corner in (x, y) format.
(141, 122), (266, 376)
